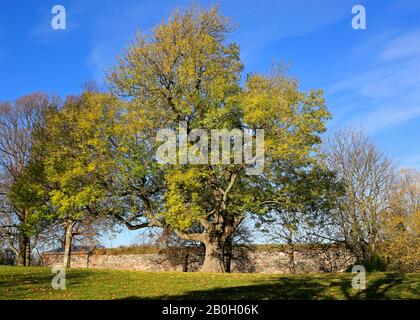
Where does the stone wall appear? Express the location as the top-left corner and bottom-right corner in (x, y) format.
(41, 247), (354, 273)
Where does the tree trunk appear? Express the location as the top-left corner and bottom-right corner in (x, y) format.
(201, 240), (225, 272)
(17, 233), (29, 266)
(223, 237), (233, 273)
(288, 249), (296, 274)
(63, 220), (75, 268)
(182, 253), (189, 272)
(25, 240), (31, 266)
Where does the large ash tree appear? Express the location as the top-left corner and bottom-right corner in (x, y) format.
(106, 6), (330, 272)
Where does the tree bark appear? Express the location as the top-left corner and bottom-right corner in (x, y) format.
(182, 253), (189, 272)
(288, 249), (296, 274)
(201, 240), (225, 272)
(25, 240), (31, 266)
(63, 220), (75, 268)
(17, 233), (29, 266)
(223, 237), (233, 273)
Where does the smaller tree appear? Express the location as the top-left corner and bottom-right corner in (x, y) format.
(324, 128), (395, 268)
(41, 92), (118, 267)
(258, 163), (342, 273)
(222, 223), (255, 273)
(380, 169), (420, 272)
(0, 93), (58, 266)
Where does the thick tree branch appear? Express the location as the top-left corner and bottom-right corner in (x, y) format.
(173, 229), (204, 242)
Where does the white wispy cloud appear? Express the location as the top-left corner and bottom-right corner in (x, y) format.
(380, 30), (420, 61)
(223, 0), (353, 65)
(328, 29), (420, 134)
(388, 0), (420, 14)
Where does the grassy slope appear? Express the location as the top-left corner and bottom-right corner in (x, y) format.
(0, 266), (418, 300)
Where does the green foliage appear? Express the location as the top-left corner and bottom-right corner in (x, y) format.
(106, 5), (332, 245)
(362, 254), (388, 272)
(241, 70), (330, 163)
(163, 167), (210, 230)
(8, 161), (50, 236)
(41, 92), (119, 221)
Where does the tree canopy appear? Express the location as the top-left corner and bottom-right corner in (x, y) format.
(104, 6), (331, 271)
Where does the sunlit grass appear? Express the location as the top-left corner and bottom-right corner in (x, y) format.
(0, 266), (418, 300)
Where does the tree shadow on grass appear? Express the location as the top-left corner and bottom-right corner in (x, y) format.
(121, 275), (338, 300)
(339, 273), (414, 300)
(120, 273), (416, 300)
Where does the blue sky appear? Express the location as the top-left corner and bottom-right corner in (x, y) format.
(1, 0), (419, 246)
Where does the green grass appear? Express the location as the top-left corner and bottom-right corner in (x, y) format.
(0, 266), (418, 300)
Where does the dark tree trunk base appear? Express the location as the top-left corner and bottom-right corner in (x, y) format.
(201, 241), (225, 272)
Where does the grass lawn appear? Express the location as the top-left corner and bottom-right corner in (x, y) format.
(0, 266), (418, 300)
